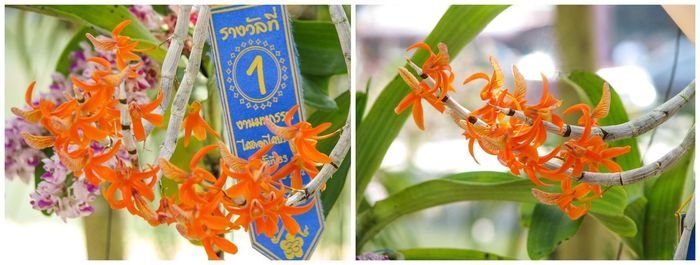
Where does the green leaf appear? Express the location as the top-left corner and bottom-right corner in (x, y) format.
(622, 197), (648, 257)
(589, 186), (637, 237)
(307, 91), (350, 216)
(54, 27), (94, 74)
(527, 204), (583, 260)
(151, 5), (169, 16)
(519, 202), (536, 228)
(357, 171), (534, 248)
(12, 5), (167, 63)
(642, 149), (693, 259)
(356, 5), (508, 205)
(302, 75), (338, 111)
(293, 20), (346, 76)
(399, 248), (512, 260)
(356, 78), (370, 126)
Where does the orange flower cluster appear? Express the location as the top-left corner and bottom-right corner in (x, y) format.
(15, 19), (333, 259)
(397, 42), (630, 219)
(12, 20), (163, 221)
(154, 104), (331, 259)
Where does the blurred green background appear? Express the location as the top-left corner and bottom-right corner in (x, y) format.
(357, 5), (694, 259)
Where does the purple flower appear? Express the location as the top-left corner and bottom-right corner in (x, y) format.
(28, 154), (100, 221)
(356, 252), (390, 260)
(5, 118), (45, 183)
(128, 5), (162, 31)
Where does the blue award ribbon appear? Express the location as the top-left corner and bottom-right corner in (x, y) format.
(207, 5), (324, 260)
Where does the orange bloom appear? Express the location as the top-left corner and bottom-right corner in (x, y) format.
(463, 56), (505, 101)
(532, 179), (602, 220)
(182, 101), (220, 147)
(102, 161), (159, 218)
(407, 42), (455, 100)
(556, 88), (629, 177)
(86, 20), (141, 70)
(509, 67), (564, 131)
(395, 67), (446, 130)
(227, 187), (315, 238)
(272, 154), (320, 189)
(524, 73), (564, 129)
(10, 81), (42, 123)
(129, 90), (164, 142)
(159, 144), (224, 207)
(219, 143), (280, 197)
(265, 105), (335, 164)
(82, 140), (123, 185)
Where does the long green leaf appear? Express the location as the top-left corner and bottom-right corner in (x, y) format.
(622, 197), (648, 257)
(527, 204), (583, 260)
(589, 186), (637, 237)
(357, 171), (533, 248)
(54, 27), (94, 74)
(399, 248), (512, 260)
(356, 5), (508, 205)
(356, 91), (368, 126)
(293, 20), (348, 111)
(642, 150), (693, 259)
(356, 78), (370, 126)
(302, 75), (338, 111)
(307, 91), (350, 216)
(356, 170), (625, 249)
(13, 5), (167, 63)
(293, 20), (346, 76)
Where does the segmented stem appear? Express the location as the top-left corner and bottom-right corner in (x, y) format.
(545, 126), (694, 185)
(117, 83), (140, 167)
(286, 119), (351, 206)
(143, 5), (192, 135)
(287, 5), (352, 206)
(157, 6), (211, 179)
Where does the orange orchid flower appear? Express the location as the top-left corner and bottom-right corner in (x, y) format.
(395, 67), (446, 130)
(532, 178), (602, 220)
(102, 161), (159, 217)
(219, 143), (281, 197)
(509, 67), (564, 131)
(556, 89), (629, 177)
(82, 140), (123, 185)
(182, 101), (221, 147)
(407, 42), (455, 100)
(86, 20), (141, 70)
(265, 105), (335, 164)
(129, 90), (164, 142)
(265, 189), (316, 236)
(159, 144), (225, 207)
(272, 153), (320, 189)
(10, 81), (42, 123)
(227, 187), (315, 238)
(463, 56), (505, 101)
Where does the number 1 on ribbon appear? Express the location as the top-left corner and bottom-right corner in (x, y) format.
(246, 55), (266, 95)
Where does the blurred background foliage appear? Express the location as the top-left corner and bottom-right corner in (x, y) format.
(4, 5), (349, 260)
(357, 5), (694, 260)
